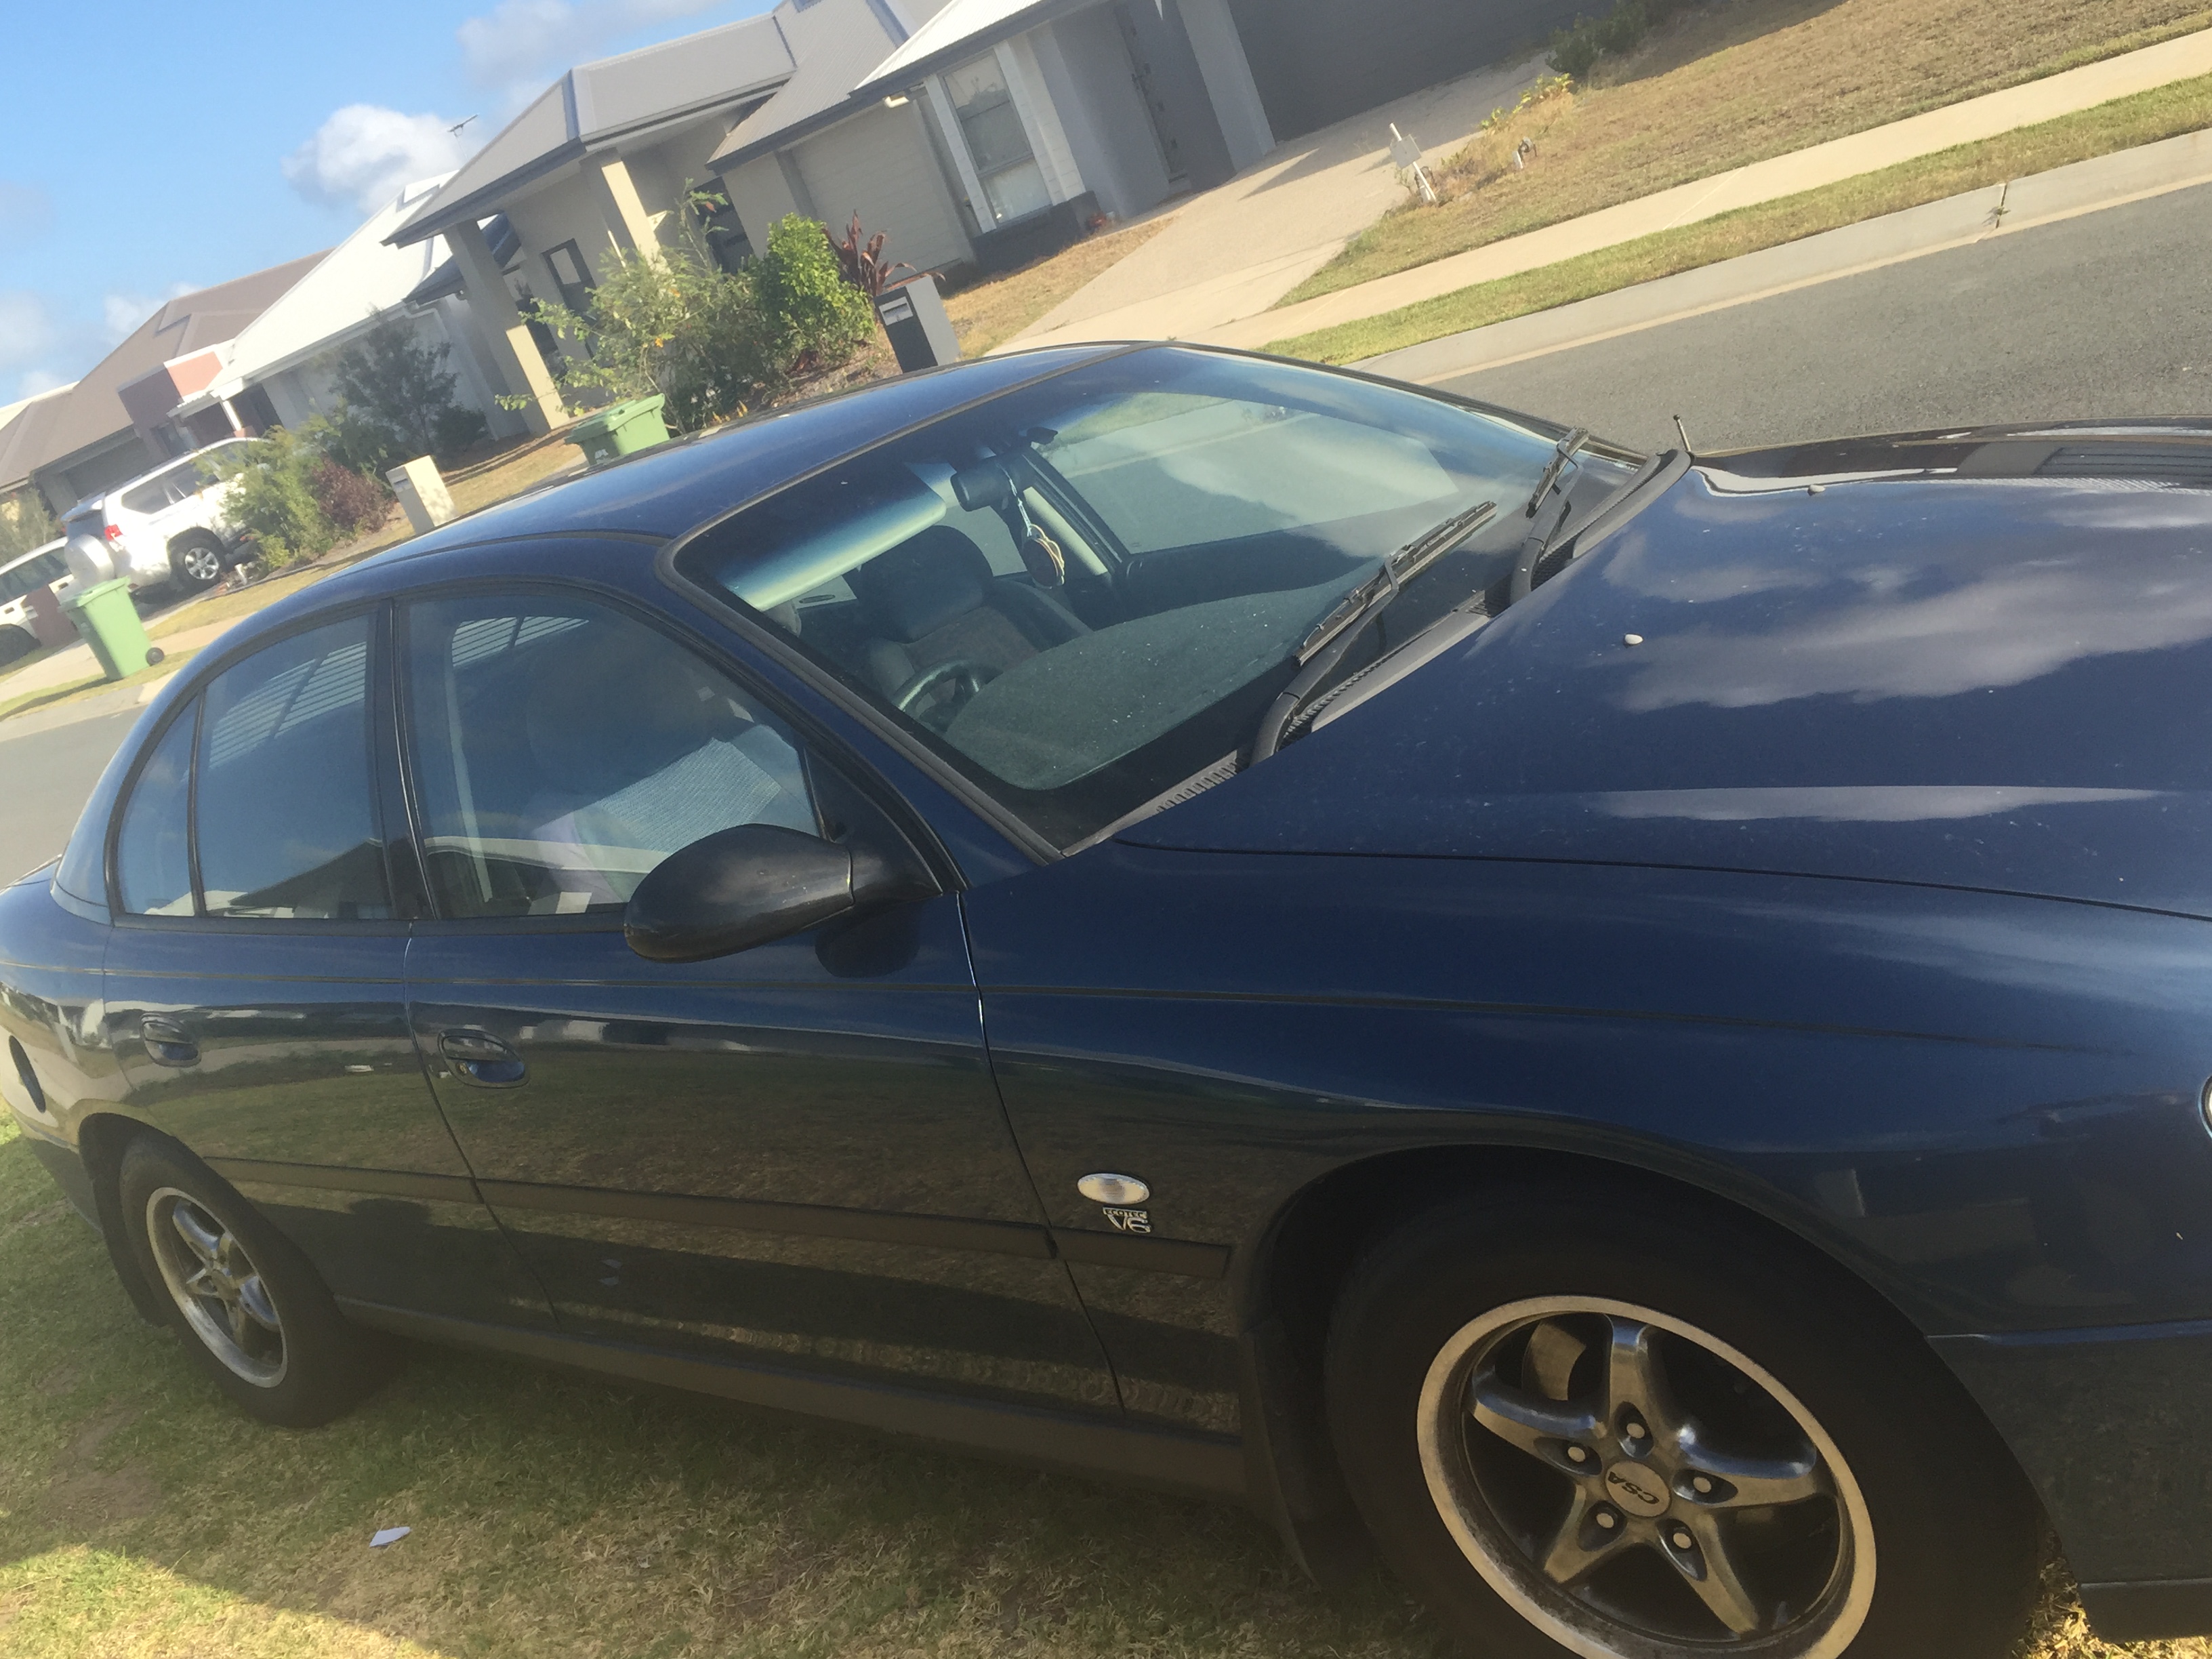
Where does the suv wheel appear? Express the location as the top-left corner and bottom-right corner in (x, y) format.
(118, 1135), (395, 1426)
(1326, 1181), (2039, 1659)
(170, 539), (225, 590)
(0, 624), (36, 666)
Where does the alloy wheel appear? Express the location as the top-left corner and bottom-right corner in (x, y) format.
(180, 545), (224, 583)
(144, 1187), (287, 1387)
(1416, 1296), (1875, 1658)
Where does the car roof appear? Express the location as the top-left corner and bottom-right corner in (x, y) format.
(0, 538), (65, 573)
(361, 344), (1128, 561)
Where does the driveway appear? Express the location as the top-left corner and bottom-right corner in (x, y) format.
(1006, 52), (1548, 350)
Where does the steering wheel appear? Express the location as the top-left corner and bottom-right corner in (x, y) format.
(893, 658), (994, 716)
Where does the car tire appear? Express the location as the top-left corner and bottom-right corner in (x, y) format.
(1325, 1178), (2039, 1659)
(117, 1135), (396, 1427)
(0, 625), (36, 667)
(169, 538), (226, 591)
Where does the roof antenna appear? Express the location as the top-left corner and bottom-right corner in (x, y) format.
(1672, 414), (1696, 460)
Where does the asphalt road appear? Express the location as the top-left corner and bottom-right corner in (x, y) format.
(1437, 180), (2212, 453)
(0, 708), (138, 883)
(1, 184), (2205, 873)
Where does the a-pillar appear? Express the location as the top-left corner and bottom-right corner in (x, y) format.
(586, 152), (663, 258)
(449, 218), (565, 436)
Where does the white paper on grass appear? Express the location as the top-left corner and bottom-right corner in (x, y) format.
(369, 1527), (411, 1548)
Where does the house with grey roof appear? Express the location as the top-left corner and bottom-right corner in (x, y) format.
(0, 254), (323, 516)
(384, 13), (802, 434)
(388, 0), (1583, 396)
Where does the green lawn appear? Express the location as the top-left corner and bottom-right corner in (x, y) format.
(0, 1119), (2184, 1658)
(1269, 71), (2212, 365)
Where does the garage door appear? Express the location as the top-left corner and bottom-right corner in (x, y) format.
(1223, 0), (1591, 139)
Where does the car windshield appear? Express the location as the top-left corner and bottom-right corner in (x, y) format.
(678, 348), (1639, 846)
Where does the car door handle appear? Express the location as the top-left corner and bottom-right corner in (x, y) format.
(437, 1029), (527, 1088)
(140, 1017), (199, 1068)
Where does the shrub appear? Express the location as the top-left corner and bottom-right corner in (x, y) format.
(754, 213), (876, 376)
(306, 401), (401, 478)
(528, 241), (772, 432)
(213, 427), (339, 567)
(1549, 0), (1697, 81)
(308, 457), (391, 538)
(327, 321), (488, 462)
(522, 211), (878, 430)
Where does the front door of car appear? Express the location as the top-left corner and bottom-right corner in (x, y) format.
(395, 586), (1120, 1416)
(98, 609), (552, 1330)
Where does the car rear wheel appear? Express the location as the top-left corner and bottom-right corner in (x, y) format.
(0, 625), (36, 666)
(1325, 1180), (2039, 1659)
(118, 1136), (395, 1426)
(169, 538), (226, 590)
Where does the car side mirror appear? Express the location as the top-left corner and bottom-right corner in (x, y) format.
(623, 823), (933, 964)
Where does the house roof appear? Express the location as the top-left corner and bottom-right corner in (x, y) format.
(387, 15), (797, 247)
(0, 253), (324, 491)
(852, 0), (1096, 98)
(173, 178), (458, 416)
(709, 0), (919, 171)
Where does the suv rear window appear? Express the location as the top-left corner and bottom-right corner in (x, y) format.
(0, 551), (65, 601)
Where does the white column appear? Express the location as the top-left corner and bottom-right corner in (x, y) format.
(449, 218), (565, 436)
(998, 37), (1085, 205)
(586, 152), (663, 257)
(1178, 0), (1274, 172)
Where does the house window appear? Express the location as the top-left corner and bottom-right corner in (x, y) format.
(942, 51), (1051, 225)
(544, 241), (594, 313)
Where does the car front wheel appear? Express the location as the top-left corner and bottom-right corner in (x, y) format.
(1326, 1179), (2039, 1659)
(118, 1135), (394, 1426)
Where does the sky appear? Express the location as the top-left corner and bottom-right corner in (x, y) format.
(0, 0), (781, 406)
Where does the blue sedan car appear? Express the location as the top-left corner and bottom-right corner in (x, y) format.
(7, 343), (2211, 1659)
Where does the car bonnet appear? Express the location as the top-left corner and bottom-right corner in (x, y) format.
(1118, 440), (2212, 921)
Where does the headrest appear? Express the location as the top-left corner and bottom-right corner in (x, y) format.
(849, 526), (993, 644)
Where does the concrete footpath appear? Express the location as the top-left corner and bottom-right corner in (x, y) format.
(1354, 125), (2212, 385)
(1186, 24), (2212, 353)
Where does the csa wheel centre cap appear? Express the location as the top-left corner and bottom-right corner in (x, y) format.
(1604, 1462), (1670, 1516)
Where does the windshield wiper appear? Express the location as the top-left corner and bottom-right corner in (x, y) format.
(1296, 498), (1498, 661)
(1524, 428), (1591, 518)
(1260, 498), (1498, 762)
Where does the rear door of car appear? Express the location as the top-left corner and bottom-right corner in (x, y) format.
(394, 581), (1122, 1416)
(98, 605), (553, 1329)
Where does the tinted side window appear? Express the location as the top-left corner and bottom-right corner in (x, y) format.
(115, 704), (198, 916)
(195, 616), (390, 920)
(405, 595), (818, 919)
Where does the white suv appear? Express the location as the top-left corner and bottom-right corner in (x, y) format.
(62, 438), (253, 594)
(0, 539), (74, 665)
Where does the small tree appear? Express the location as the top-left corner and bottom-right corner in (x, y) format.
(825, 212), (916, 300)
(327, 320), (489, 462)
(213, 428), (340, 567)
(525, 242), (771, 432)
(0, 489), (59, 560)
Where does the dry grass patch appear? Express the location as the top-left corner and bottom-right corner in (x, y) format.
(1271, 69), (2212, 363)
(943, 219), (1174, 356)
(1283, 0), (2212, 304)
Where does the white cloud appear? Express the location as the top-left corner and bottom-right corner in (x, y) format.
(101, 284), (194, 344)
(0, 291), (57, 371)
(457, 0), (737, 91)
(283, 104), (471, 214)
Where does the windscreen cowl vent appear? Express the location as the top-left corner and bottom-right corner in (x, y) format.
(2035, 446), (2212, 487)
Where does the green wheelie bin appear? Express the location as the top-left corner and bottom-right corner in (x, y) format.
(567, 394), (672, 467)
(63, 579), (165, 681)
